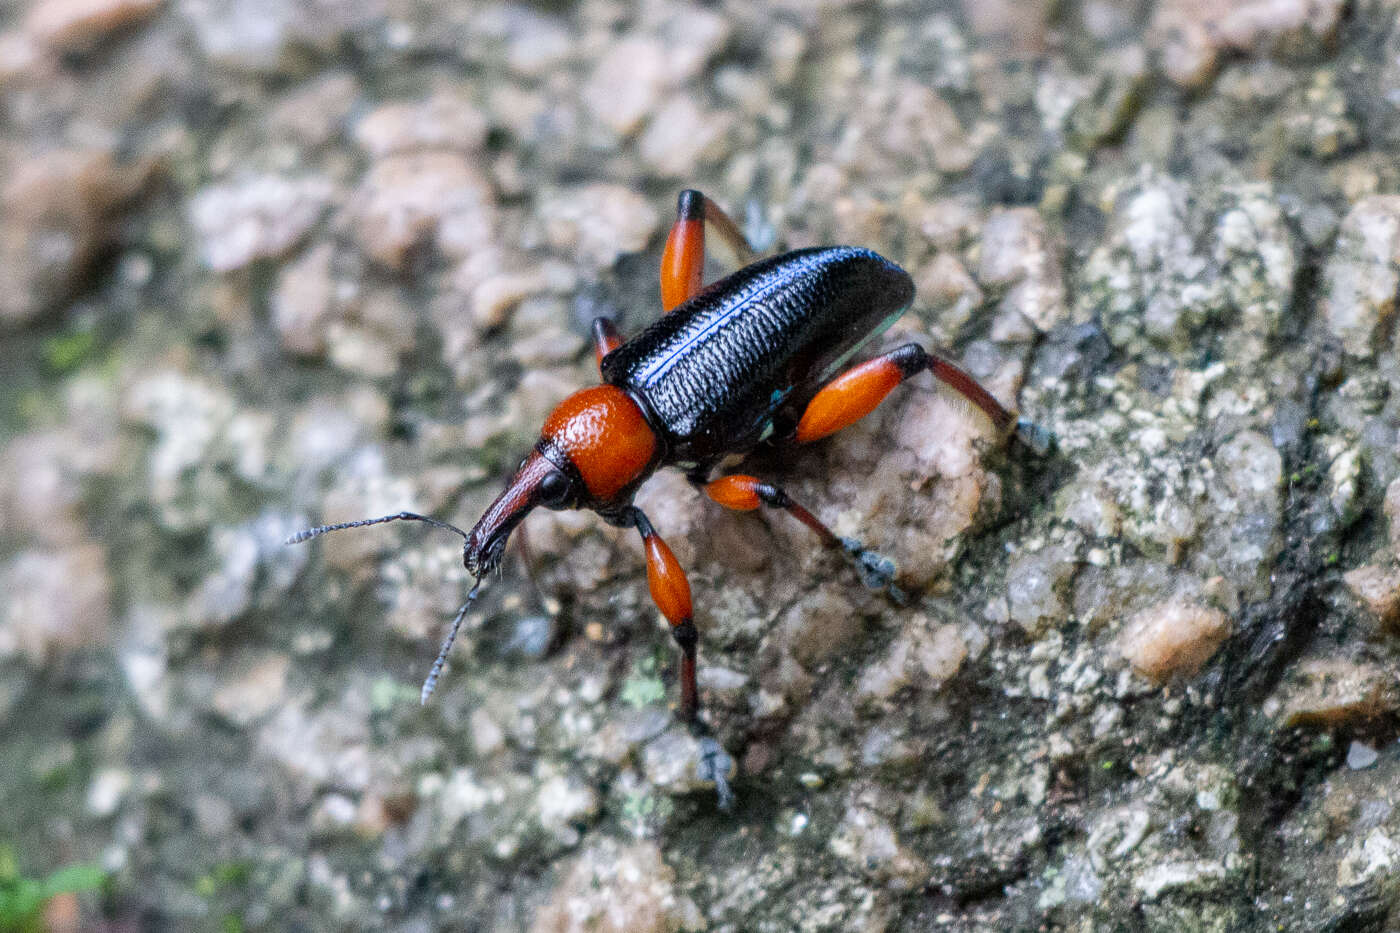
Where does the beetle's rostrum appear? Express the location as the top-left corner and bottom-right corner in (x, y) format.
(288, 189), (1050, 809)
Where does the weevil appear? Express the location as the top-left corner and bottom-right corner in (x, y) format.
(289, 189), (1049, 807)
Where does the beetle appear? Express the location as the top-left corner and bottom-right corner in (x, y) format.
(289, 189), (1048, 806)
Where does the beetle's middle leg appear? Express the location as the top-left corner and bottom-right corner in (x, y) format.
(795, 343), (1052, 454)
(660, 189), (755, 311)
(702, 475), (905, 602)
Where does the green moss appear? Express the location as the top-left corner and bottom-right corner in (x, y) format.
(0, 846), (105, 933)
(40, 330), (97, 375)
(620, 655), (667, 709)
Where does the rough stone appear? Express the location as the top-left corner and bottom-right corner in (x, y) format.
(531, 838), (702, 933)
(1342, 562), (1400, 628)
(637, 94), (733, 178)
(1116, 599), (1231, 682)
(1277, 657), (1399, 728)
(189, 174), (333, 272)
(579, 7), (729, 138)
(538, 184), (659, 272)
(353, 91), (488, 158)
(856, 619), (968, 703)
(24, 0), (162, 51)
(346, 152), (495, 271)
(1322, 195), (1400, 358)
(1150, 0), (1346, 88)
(271, 241), (344, 356)
(0, 148), (151, 325)
(0, 544), (112, 663)
(979, 207), (1067, 334)
(829, 803), (928, 888)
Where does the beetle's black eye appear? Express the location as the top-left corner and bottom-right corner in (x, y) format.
(538, 469), (572, 508)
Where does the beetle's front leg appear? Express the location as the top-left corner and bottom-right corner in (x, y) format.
(625, 506), (700, 722)
(623, 506), (735, 809)
(702, 475), (905, 603)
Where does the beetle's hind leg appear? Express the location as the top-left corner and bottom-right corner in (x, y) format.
(702, 475), (907, 604)
(660, 189), (756, 311)
(592, 317), (623, 370)
(795, 343), (1052, 455)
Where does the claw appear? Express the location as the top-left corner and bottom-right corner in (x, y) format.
(838, 537), (909, 605)
(1014, 416), (1055, 456)
(696, 736), (736, 811)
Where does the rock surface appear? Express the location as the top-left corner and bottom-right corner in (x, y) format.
(4, 3), (1400, 931)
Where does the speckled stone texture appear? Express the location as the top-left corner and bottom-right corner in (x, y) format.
(3, 0), (1400, 931)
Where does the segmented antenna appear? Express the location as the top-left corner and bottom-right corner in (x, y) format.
(421, 579), (482, 704)
(285, 511), (471, 545)
(284, 510), (482, 703)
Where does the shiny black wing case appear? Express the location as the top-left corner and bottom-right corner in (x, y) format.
(600, 246), (914, 468)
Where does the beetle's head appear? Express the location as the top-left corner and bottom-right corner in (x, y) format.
(464, 384), (657, 575)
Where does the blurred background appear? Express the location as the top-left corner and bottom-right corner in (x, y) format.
(3, 0), (1400, 929)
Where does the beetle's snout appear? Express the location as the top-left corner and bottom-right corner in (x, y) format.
(464, 451), (558, 575)
(463, 525), (509, 577)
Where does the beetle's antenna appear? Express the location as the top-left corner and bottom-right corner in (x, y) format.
(421, 578), (482, 704)
(285, 511), (471, 545)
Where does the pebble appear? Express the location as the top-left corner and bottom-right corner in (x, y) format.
(470, 271), (544, 330)
(346, 151), (495, 271)
(1005, 544), (1078, 636)
(1342, 562), (1400, 629)
(857, 620), (968, 703)
(212, 653), (292, 727)
(959, 0), (1052, 54)
(181, 0), (376, 73)
(353, 91), (488, 158)
(1278, 657), (1398, 728)
(1321, 195), (1400, 358)
(1385, 478), (1400, 556)
(915, 252), (983, 342)
(2, 432), (88, 546)
(637, 94), (733, 178)
(1079, 169), (1223, 348)
(0, 148), (150, 324)
(1116, 599), (1231, 682)
(534, 775), (599, 847)
(0, 544), (112, 663)
(271, 241), (343, 356)
(266, 72), (359, 148)
(24, 0), (161, 52)
(256, 691), (373, 795)
(186, 512), (309, 628)
(1336, 828), (1399, 889)
(641, 727), (732, 799)
(85, 767), (132, 817)
(1150, 0), (1347, 88)
(580, 37), (672, 137)
(1133, 858), (1228, 899)
(530, 838), (702, 933)
(876, 79), (979, 175)
(538, 184), (659, 272)
(980, 205), (1064, 332)
(1346, 741), (1379, 771)
(579, 5), (730, 138)
(829, 804), (928, 888)
(189, 173), (333, 272)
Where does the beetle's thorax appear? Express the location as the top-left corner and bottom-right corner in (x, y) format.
(539, 384), (658, 502)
